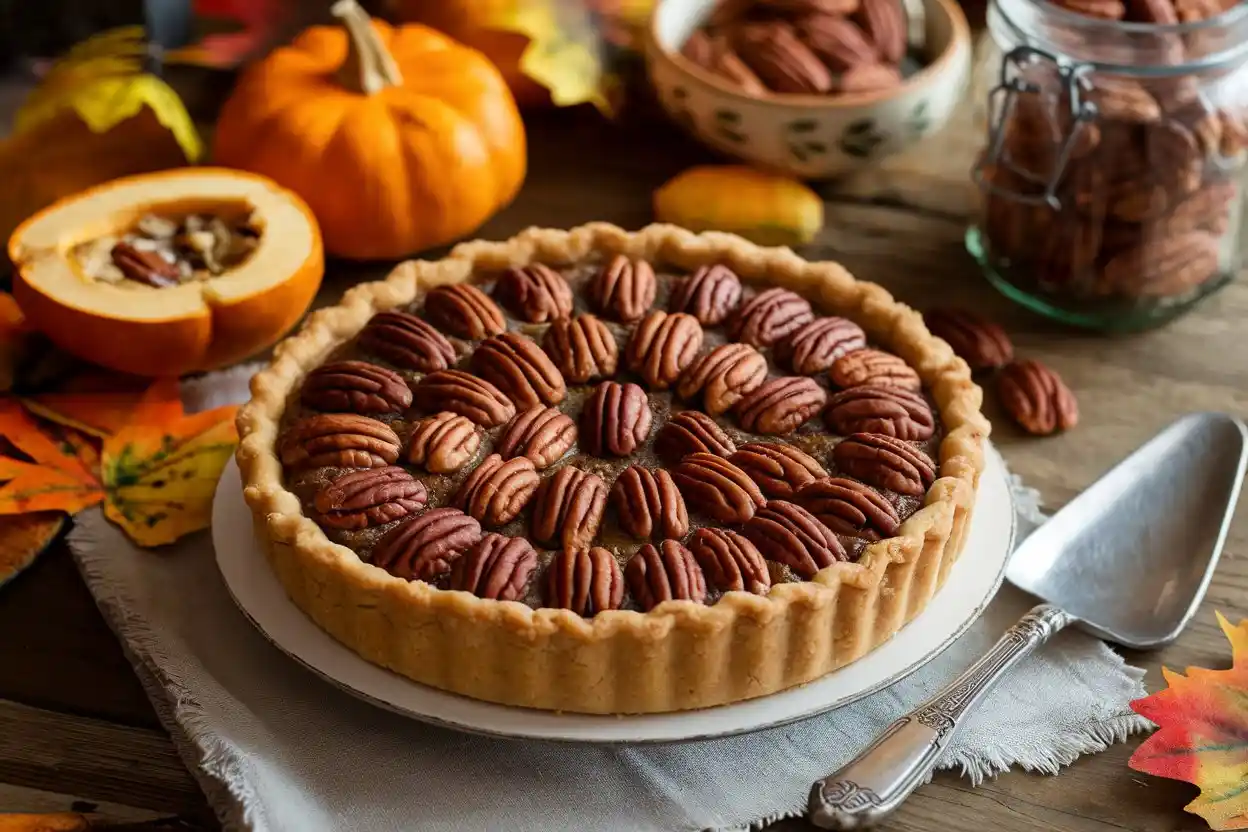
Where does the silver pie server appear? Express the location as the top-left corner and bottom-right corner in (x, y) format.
(808, 411), (1248, 829)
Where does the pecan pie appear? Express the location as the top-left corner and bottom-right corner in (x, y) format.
(237, 223), (988, 714)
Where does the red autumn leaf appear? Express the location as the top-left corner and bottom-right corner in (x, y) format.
(165, 0), (293, 68)
(1130, 612), (1248, 830)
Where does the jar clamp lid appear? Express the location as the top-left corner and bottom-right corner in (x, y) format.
(972, 46), (1099, 209)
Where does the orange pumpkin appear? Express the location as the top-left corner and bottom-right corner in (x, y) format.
(213, 0), (527, 261)
(8, 168), (323, 377)
(387, 0), (555, 108)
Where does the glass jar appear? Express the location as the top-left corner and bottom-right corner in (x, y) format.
(966, 0), (1248, 331)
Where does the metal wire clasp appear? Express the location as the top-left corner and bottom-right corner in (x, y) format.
(972, 46), (1099, 210)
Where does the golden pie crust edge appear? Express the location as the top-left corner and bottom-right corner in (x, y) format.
(236, 223), (990, 714)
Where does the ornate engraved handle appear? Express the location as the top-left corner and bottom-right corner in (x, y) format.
(807, 604), (1075, 829)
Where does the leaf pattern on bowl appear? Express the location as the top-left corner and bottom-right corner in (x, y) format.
(784, 119), (829, 163)
(839, 119), (888, 159)
(714, 109), (747, 144)
(906, 100), (932, 138)
(668, 85), (697, 131)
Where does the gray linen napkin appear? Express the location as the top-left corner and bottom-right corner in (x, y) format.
(65, 366), (1150, 832)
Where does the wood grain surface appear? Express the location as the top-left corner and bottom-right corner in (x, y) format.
(0, 75), (1242, 831)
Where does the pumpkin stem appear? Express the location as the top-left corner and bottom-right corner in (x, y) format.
(331, 0), (403, 95)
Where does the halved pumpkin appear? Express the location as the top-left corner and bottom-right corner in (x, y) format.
(8, 168), (323, 377)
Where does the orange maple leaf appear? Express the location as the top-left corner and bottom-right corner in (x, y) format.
(100, 377), (238, 547)
(1130, 612), (1248, 830)
(22, 369), (153, 438)
(0, 400), (104, 515)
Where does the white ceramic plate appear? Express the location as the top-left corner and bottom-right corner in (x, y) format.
(213, 445), (1015, 743)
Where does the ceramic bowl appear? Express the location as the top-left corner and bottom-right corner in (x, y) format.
(643, 0), (973, 179)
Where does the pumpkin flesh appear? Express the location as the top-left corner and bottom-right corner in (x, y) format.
(213, 5), (527, 260)
(8, 168), (323, 377)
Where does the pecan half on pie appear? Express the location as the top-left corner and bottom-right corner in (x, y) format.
(237, 224), (988, 714)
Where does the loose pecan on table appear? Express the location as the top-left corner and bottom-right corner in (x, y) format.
(611, 466), (690, 540)
(625, 539), (708, 611)
(676, 342), (768, 416)
(742, 499), (847, 579)
(530, 466), (608, 549)
(824, 385), (935, 441)
(996, 359), (1079, 436)
(688, 527), (771, 595)
(495, 406), (577, 469)
(372, 507), (483, 582)
(412, 370), (516, 428)
(776, 316), (867, 375)
(449, 532), (538, 602)
(626, 310), (705, 390)
(544, 546), (625, 616)
(279, 414), (401, 471)
(829, 348), (921, 391)
(587, 254), (657, 323)
(671, 452), (766, 523)
(542, 314), (618, 383)
(794, 476), (900, 540)
(301, 361), (412, 415)
(452, 453), (540, 527)
(423, 283), (506, 340)
(655, 410), (737, 462)
(832, 432), (936, 497)
(358, 311), (456, 372)
(922, 308), (1014, 372)
(580, 381), (653, 457)
(493, 263), (574, 323)
(729, 287), (815, 348)
(734, 376), (827, 435)
(729, 442), (827, 499)
(668, 264), (743, 326)
(313, 467), (427, 530)
(407, 411), (481, 474)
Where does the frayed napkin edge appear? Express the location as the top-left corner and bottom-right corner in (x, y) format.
(70, 510), (258, 832)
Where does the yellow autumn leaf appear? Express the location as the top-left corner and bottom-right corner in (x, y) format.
(100, 378), (238, 547)
(500, 1), (608, 111)
(654, 165), (826, 247)
(15, 26), (202, 163)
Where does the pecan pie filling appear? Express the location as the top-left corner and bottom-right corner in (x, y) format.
(276, 258), (945, 615)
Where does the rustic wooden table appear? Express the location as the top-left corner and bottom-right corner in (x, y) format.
(0, 77), (1244, 832)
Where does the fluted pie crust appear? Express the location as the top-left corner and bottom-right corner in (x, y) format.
(236, 223), (989, 714)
